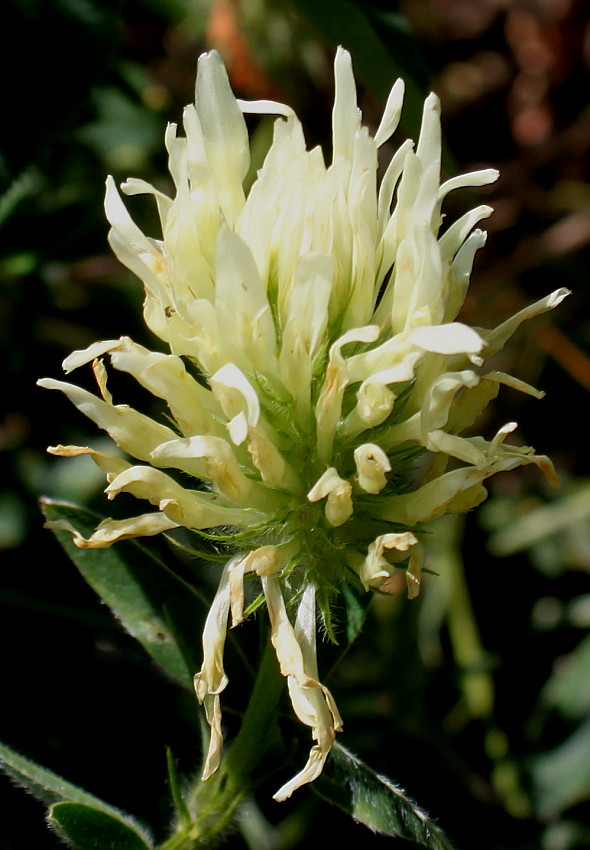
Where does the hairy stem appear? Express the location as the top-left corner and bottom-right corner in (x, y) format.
(159, 642), (285, 849)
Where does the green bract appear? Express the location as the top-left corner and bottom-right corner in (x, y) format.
(39, 47), (567, 801)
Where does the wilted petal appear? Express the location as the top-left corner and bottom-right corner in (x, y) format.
(47, 444), (131, 481)
(406, 546), (424, 599)
(359, 531), (418, 590)
(45, 513), (179, 548)
(194, 558), (234, 779)
(263, 579), (342, 801)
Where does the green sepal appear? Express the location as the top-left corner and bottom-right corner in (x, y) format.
(40, 498), (208, 688)
(166, 748), (191, 831)
(49, 801), (154, 850)
(313, 742), (457, 849)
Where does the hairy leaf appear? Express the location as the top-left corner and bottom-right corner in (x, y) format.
(0, 742), (152, 848)
(314, 742), (457, 849)
(41, 498), (208, 688)
(49, 801), (153, 850)
(532, 717), (590, 819)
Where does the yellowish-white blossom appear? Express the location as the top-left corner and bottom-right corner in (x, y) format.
(39, 47), (567, 800)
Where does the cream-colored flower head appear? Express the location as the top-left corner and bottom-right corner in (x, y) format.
(39, 47), (567, 801)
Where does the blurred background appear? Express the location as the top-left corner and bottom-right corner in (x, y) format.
(1, 0), (589, 847)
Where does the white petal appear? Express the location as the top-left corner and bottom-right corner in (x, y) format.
(438, 204), (493, 262)
(262, 578), (341, 801)
(332, 47), (361, 164)
(105, 465), (262, 529)
(416, 93), (441, 174)
(152, 435), (253, 504)
(315, 325), (380, 464)
(194, 559), (235, 779)
(38, 378), (180, 465)
(374, 78), (405, 147)
(354, 444), (391, 494)
(195, 50), (249, 222)
(62, 340), (121, 373)
(307, 468), (353, 527)
(210, 363), (260, 440)
(359, 531), (418, 590)
(481, 288), (570, 358)
(214, 228), (277, 372)
(409, 322), (484, 355)
(438, 168), (498, 201)
(237, 98), (295, 118)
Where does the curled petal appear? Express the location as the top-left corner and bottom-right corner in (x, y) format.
(354, 444), (391, 494)
(210, 363), (260, 445)
(307, 468), (353, 527)
(228, 545), (286, 626)
(108, 337), (223, 436)
(359, 532), (418, 590)
(62, 339), (121, 373)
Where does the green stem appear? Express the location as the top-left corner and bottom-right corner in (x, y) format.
(159, 642), (285, 850)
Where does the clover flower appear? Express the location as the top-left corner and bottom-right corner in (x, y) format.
(39, 48), (567, 802)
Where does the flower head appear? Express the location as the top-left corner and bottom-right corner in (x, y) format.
(39, 48), (567, 800)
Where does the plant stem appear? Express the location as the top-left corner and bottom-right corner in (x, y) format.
(159, 642), (285, 849)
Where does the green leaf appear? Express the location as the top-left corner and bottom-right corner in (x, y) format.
(314, 742), (457, 849)
(531, 717), (590, 819)
(49, 802), (153, 850)
(543, 633), (590, 719)
(341, 577), (370, 645)
(321, 575), (372, 676)
(40, 498), (209, 688)
(0, 742), (152, 848)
